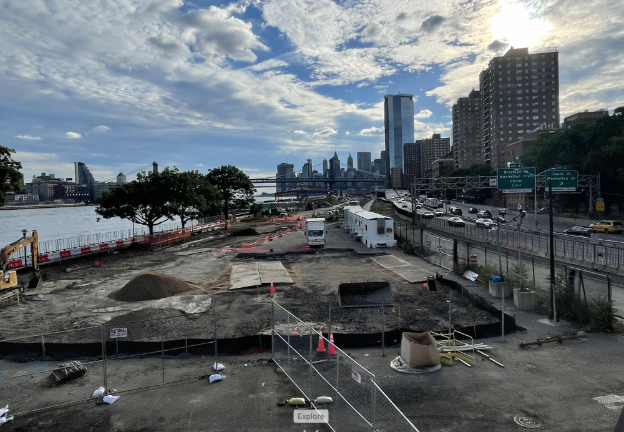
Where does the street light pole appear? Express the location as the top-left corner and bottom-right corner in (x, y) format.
(496, 218), (504, 341)
(517, 210), (526, 290)
(549, 179), (557, 321)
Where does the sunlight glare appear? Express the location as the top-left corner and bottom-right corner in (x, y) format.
(490, 0), (552, 48)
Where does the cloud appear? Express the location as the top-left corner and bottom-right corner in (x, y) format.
(487, 39), (509, 53)
(92, 125), (111, 133)
(421, 15), (445, 33)
(313, 126), (338, 136)
(359, 126), (383, 136)
(293, 130), (306, 134)
(65, 132), (82, 139)
(15, 135), (41, 140)
(415, 109), (433, 118)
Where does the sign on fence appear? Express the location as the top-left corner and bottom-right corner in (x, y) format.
(352, 370), (362, 384)
(109, 328), (128, 339)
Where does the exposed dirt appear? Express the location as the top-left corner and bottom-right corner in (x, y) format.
(111, 271), (194, 301)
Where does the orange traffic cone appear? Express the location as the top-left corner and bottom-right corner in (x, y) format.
(329, 331), (336, 355)
(317, 328), (325, 352)
(270, 281), (275, 294)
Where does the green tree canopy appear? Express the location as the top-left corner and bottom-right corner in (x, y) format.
(0, 146), (23, 206)
(443, 164), (495, 178)
(163, 169), (219, 228)
(96, 168), (177, 235)
(205, 165), (256, 221)
(520, 108), (624, 209)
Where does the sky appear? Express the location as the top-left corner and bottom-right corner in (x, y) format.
(2, 0), (623, 187)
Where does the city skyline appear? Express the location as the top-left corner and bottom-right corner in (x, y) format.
(2, 0), (623, 182)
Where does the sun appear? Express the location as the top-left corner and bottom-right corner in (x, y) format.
(489, 0), (552, 48)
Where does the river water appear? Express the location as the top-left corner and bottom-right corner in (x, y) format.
(0, 206), (181, 246)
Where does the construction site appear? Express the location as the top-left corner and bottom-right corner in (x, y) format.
(1, 204), (623, 432)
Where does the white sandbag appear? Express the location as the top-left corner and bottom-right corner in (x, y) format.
(213, 362), (225, 372)
(102, 395), (120, 405)
(0, 405), (8, 416)
(0, 416), (14, 425)
(91, 387), (105, 398)
(209, 374), (226, 383)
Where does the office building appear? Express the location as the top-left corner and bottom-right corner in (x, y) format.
(322, 159), (328, 178)
(116, 172), (127, 185)
(390, 167), (403, 189)
(329, 152), (341, 179)
(347, 153), (353, 169)
(372, 159), (381, 175)
(452, 89), (482, 169)
(356, 152), (372, 172)
(480, 47), (559, 170)
(74, 162), (94, 185)
(276, 162), (295, 193)
(431, 158), (455, 179)
(384, 94), (414, 175)
(403, 142), (422, 188)
(380, 151), (388, 176)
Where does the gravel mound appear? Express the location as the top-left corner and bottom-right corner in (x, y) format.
(112, 271), (193, 302)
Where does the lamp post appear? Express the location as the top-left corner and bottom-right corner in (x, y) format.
(495, 218), (504, 340)
(517, 210), (527, 291)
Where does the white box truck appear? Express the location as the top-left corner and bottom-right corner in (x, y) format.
(305, 218), (326, 247)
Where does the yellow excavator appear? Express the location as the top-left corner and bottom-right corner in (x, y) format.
(0, 230), (40, 294)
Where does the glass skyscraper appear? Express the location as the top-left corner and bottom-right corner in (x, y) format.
(384, 94), (414, 174)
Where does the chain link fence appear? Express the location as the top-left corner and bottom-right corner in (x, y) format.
(271, 301), (419, 432)
(0, 306), (267, 417)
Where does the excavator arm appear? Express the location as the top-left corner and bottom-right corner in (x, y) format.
(0, 230), (40, 290)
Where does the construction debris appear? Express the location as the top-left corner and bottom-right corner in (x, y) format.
(50, 361), (88, 384)
(519, 334), (582, 348)
(102, 395), (120, 405)
(390, 356), (442, 374)
(92, 387), (105, 398)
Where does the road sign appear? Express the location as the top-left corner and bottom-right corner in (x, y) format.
(545, 169), (578, 191)
(497, 167), (536, 193)
(109, 328), (127, 339)
(489, 178), (497, 187)
(554, 165), (568, 170)
(597, 197), (604, 202)
(596, 201), (605, 211)
(509, 163), (523, 168)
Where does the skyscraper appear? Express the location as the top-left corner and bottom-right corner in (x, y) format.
(74, 162), (94, 185)
(403, 142), (422, 187)
(356, 152), (372, 172)
(452, 89), (482, 169)
(347, 153), (353, 169)
(384, 94), (414, 178)
(419, 134), (451, 178)
(480, 47), (559, 170)
(322, 159), (328, 178)
(276, 162), (295, 193)
(329, 152), (341, 179)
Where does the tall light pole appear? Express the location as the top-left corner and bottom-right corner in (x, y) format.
(496, 218), (504, 341)
(517, 210), (527, 291)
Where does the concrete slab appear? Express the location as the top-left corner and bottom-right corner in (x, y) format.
(257, 262), (293, 284)
(229, 263), (261, 290)
(371, 255), (412, 270)
(393, 268), (429, 283)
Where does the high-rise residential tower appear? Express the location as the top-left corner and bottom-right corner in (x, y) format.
(480, 47), (559, 170)
(74, 162), (94, 185)
(452, 89), (482, 169)
(276, 162), (295, 193)
(384, 94), (414, 179)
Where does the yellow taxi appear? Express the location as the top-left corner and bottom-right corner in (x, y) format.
(589, 220), (624, 234)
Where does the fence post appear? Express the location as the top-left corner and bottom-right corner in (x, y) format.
(214, 309), (218, 362)
(102, 325), (107, 390)
(161, 320), (165, 385)
(608, 276), (612, 303)
(381, 302), (385, 357)
(271, 301), (275, 360)
(372, 379), (376, 428)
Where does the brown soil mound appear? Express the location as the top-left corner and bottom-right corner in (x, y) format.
(112, 271), (193, 302)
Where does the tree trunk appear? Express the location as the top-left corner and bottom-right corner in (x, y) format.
(148, 223), (154, 236)
(181, 218), (186, 228)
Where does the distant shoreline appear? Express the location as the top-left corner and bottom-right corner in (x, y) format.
(0, 203), (94, 211)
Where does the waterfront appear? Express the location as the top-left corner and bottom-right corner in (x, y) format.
(0, 206), (181, 246)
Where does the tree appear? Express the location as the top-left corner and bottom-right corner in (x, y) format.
(165, 169), (220, 228)
(0, 146), (22, 206)
(205, 165), (256, 221)
(96, 169), (176, 235)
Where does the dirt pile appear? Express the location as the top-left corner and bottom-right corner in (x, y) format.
(112, 271), (193, 302)
(229, 227), (259, 237)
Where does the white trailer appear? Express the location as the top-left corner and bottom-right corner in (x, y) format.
(342, 206), (362, 232)
(305, 218), (326, 247)
(352, 210), (396, 248)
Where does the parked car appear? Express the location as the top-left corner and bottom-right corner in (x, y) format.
(448, 217), (465, 227)
(475, 218), (494, 229)
(468, 207), (478, 214)
(477, 209), (492, 218)
(422, 211), (435, 219)
(434, 210), (444, 217)
(563, 226), (595, 237)
(589, 220), (624, 234)
(415, 204), (422, 209)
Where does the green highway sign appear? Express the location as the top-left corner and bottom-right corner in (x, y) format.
(554, 165), (568, 170)
(497, 167), (536, 193)
(508, 163), (523, 168)
(545, 169), (578, 192)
